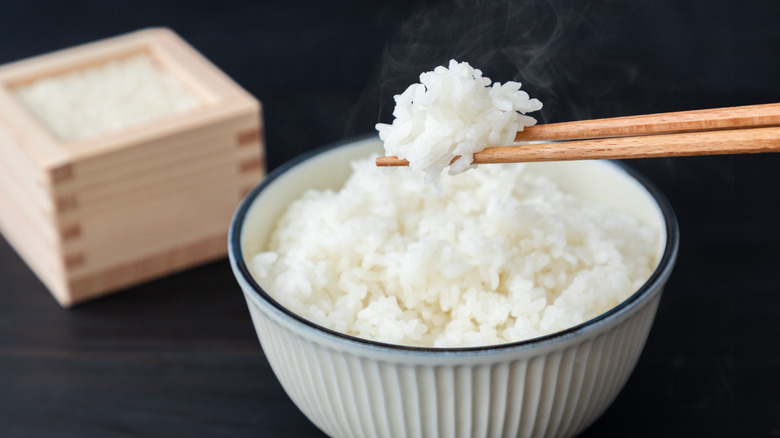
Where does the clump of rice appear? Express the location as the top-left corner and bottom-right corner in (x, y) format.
(14, 53), (200, 143)
(375, 60), (542, 190)
(250, 158), (659, 348)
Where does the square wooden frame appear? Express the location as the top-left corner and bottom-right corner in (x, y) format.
(0, 28), (264, 306)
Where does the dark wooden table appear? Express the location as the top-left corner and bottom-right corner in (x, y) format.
(2, 1), (780, 436)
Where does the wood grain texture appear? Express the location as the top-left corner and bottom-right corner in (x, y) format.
(0, 28), (264, 306)
(377, 107), (780, 166)
(514, 103), (780, 141)
(66, 232), (229, 305)
(475, 126), (780, 163)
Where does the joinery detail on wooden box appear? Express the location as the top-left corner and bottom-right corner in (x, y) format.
(0, 28), (265, 306)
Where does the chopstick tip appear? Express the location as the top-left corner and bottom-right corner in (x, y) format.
(376, 156), (409, 167)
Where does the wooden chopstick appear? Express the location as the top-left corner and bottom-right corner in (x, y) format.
(376, 103), (780, 166)
(512, 102), (780, 141)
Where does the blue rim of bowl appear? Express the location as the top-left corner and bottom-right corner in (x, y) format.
(229, 134), (680, 354)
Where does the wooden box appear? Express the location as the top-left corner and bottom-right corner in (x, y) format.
(0, 28), (265, 306)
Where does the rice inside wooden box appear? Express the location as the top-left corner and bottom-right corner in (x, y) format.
(0, 28), (265, 306)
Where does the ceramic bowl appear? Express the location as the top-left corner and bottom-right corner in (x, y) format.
(228, 135), (679, 438)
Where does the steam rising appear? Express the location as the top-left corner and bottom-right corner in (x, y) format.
(354, 0), (639, 130)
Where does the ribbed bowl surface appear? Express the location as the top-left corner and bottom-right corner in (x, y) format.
(229, 136), (679, 438)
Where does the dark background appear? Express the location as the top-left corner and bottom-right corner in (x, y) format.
(1, 0), (779, 436)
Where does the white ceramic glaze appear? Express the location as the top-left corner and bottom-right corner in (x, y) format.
(229, 135), (679, 438)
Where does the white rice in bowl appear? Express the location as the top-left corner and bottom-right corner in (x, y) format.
(250, 158), (659, 348)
